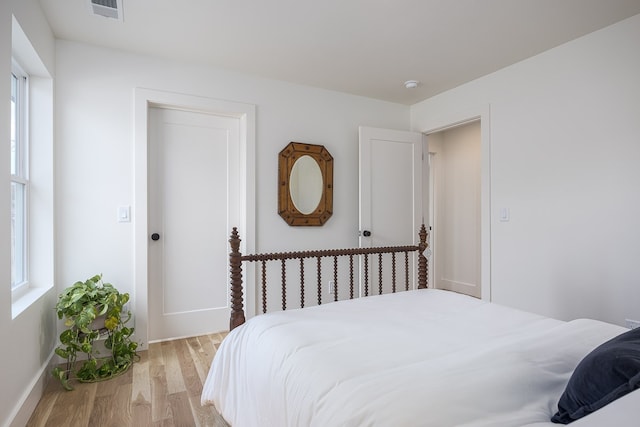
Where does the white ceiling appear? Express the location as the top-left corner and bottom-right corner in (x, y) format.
(38, 0), (640, 105)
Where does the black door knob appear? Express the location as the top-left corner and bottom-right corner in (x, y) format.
(362, 230), (371, 237)
(151, 233), (160, 241)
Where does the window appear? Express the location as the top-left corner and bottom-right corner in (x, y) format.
(11, 62), (28, 292)
(10, 15), (53, 317)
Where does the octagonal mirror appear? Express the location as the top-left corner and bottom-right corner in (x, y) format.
(278, 142), (333, 226)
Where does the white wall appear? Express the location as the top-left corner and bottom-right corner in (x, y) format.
(55, 40), (409, 340)
(412, 14), (640, 326)
(0, 2), (57, 426)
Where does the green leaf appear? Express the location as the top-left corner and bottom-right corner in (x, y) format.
(54, 347), (69, 359)
(68, 290), (85, 305)
(52, 367), (73, 391)
(59, 329), (77, 345)
(98, 359), (115, 376)
(105, 316), (118, 331)
(76, 306), (97, 331)
(97, 304), (109, 316)
(81, 341), (92, 353)
(77, 358), (99, 381)
(88, 273), (102, 283)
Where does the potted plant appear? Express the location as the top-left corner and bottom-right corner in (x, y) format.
(52, 274), (138, 390)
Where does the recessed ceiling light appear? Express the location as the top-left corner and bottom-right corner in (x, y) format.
(404, 80), (419, 89)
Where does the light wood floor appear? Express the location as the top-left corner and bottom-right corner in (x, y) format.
(26, 332), (230, 427)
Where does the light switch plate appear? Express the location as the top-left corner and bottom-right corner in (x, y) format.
(118, 206), (131, 223)
(499, 207), (510, 222)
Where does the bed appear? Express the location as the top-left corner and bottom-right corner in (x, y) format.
(201, 226), (640, 426)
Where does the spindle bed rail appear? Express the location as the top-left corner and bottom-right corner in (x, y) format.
(228, 224), (429, 330)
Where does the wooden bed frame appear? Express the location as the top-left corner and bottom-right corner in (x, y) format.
(228, 224), (429, 330)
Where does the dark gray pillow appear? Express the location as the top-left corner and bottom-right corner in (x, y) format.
(551, 326), (640, 424)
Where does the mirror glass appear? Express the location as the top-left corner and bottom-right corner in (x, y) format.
(289, 155), (323, 214)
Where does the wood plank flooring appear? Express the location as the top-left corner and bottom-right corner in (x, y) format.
(26, 332), (230, 427)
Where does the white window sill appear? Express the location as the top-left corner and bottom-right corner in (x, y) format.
(12, 285), (52, 319)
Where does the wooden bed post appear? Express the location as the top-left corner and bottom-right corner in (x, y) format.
(417, 224), (428, 289)
(229, 227), (246, 330)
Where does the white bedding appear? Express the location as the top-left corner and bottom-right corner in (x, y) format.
(202, 289), (630, 426)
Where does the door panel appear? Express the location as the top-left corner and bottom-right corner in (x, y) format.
(358, 126), (424, 294)
(148, 107), (239, 341)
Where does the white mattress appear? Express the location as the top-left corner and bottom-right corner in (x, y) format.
(202, 289), (630, 426)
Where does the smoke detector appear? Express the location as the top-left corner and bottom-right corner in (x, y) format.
(404, 80), (419, 89)
(88, 0), (124, 22)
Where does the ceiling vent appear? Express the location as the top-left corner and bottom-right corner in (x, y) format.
(89, 0), (124, 22)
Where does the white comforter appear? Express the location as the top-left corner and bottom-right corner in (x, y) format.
(202, 289), (628, 427)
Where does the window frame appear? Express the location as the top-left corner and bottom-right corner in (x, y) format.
(11, 60), (29, 296)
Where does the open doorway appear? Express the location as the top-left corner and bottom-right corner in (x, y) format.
(428, 120), (481, 298)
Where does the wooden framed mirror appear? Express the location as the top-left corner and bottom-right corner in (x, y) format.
(278, 142), (333, 226)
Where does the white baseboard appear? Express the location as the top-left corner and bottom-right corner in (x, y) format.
(5, 350), (55, 427)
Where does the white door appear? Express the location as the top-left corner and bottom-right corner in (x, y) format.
(148, 107), (240, 341)
(358, 126), (425, 295)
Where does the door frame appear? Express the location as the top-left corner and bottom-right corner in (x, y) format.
(418, 104), (491, 302)
(134, 88), (255, 349)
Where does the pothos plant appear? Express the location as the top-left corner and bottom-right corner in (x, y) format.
(52, 274), (138, 390)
